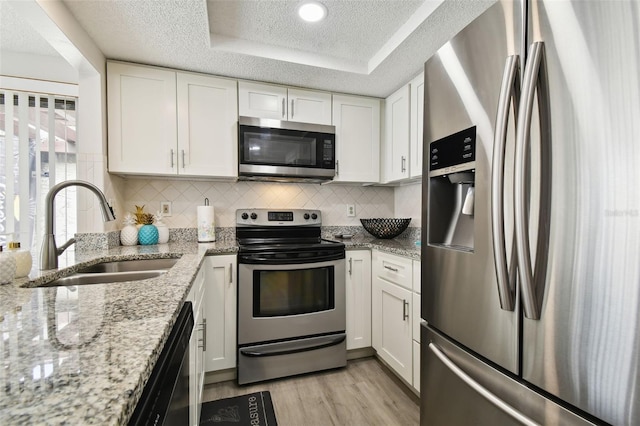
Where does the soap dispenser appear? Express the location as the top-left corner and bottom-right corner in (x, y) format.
(0, 246), (17, 284)
(8, 241), (32, 278)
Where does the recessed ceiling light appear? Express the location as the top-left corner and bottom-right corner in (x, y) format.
(297, 1), (327, 23)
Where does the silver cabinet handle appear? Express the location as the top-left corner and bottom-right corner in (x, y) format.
(229, 263), (233, 285)
(291, 99), (294, 118)
(401, 156), (407, 173)
(348, 257), (352, 275)
(515, 42), (551, 321)
(491, 55), (520, 312)
(170, 149), (174, 168)
(198, 318), (207, 351)
(429, 343), (540, 426)
(181, 149), (185, 169)
(403, 299), (409, 321)
(384, 265), (399, 272)
(282, 98), (286, 118)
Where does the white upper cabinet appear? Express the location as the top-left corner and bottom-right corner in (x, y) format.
(238, 81), (332, 125)
(381, 72), (425, 183)
(108, 62), (177, 175)
(332, 94), (381, 183)
(177, 73), (238, 177)
(107, 61), (238, 178)
(382, 84), (411, 182)
(409, 72), (424, 179)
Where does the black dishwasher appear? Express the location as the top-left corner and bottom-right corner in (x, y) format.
(129, 302), (194, 426)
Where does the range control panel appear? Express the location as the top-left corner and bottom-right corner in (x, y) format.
(236, 209), (322, 226)
(428, 126), (476, 177)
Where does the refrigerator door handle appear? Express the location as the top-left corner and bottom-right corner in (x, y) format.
(491, 55), (521, 312)
(429, 343), (540, 426)
(515, 42), (550, 320)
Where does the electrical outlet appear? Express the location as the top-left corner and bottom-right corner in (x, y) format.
(347, 204), (356, 217)
(160, 201), (172, 216)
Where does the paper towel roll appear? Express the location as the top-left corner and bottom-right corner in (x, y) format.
(197, 205), (216, 242)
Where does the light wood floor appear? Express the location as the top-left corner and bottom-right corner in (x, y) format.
(202, 357), (420, 426)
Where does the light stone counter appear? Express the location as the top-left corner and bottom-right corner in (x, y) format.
(0, 240), (236, 425)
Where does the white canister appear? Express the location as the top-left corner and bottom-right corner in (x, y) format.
(0, 246), (16, 284)
(155, 217), (169, 244)
(8, 242), (32, 278)
(197, 198), (216, 242)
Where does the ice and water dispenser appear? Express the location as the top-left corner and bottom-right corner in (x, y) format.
(428, 126), (476, 251)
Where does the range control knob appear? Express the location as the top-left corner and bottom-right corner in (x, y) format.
(304, 213), (310, 220)
(311, 213), (318, 220)
(250, 212), (257, 220)
(241, 212), (249, 220)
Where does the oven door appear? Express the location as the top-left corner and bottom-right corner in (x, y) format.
(237, 259), (345, 345)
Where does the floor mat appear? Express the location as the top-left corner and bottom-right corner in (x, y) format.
(200, 391), (278, 426)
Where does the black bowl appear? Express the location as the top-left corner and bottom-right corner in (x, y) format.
(360, 218), (411, 239)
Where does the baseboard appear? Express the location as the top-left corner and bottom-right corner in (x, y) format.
(347, 347), (375, 360)
(204, 368), (236, 385)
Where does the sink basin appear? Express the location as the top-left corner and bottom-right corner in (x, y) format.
(77, 258), (179, 273)
(40, 270), (166, 287)
(38, 258), (179, 287)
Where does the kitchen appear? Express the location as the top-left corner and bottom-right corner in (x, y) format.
(1, 1), (639, 425)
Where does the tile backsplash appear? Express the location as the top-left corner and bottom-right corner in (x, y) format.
(119, 178), (417, 229)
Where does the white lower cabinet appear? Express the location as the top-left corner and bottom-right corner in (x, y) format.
(372, 274), (413, 383)
(372, 250), (421, 392)
(188, 265), (206, 426)
(345, 250), (372, 350)
(203, 255), (237, 372)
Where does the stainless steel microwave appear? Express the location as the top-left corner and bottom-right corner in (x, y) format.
(238, 116), (336, 182)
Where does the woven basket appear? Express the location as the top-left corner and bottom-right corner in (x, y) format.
(360, 218), (411, 239)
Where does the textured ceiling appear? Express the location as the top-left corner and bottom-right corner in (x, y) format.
(1, 0), (495, 98)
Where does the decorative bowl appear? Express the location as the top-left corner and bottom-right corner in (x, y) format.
(360, 218), (411, 239)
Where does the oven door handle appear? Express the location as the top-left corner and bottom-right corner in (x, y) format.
(239, 334), (346, 358)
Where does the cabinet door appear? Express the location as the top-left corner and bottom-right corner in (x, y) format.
(188, 267), (206, 426)
(177, 73), (238, 177)
(332, 94), (381, 183)
(107, 62), (176, 175)
(346, 250), (372, 350)
(372, 276), (413, 383)
(238, 81), (287, 120)
(413, 340), (420, 393)
(204, 255), (237, 372)
(383, 85), (410, 182)
(287, 88), (332, 125)
(372, 250), (413, 291)
(409, 73), (424, 179)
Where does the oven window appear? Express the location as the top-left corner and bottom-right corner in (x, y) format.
(253, 267), (335, 317)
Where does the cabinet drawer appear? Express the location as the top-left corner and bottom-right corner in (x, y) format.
(373, 250), (413, 291)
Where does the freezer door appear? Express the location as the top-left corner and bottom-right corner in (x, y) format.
(422, 0), (523, 373)
(421, 325), (596, 426)
(519, 2), (640, 425)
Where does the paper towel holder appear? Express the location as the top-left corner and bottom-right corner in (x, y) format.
(197, 198), (216, 243)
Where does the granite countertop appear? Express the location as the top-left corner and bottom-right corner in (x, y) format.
(0, 240), (237, 425)
(0, 232), (419, 425)
(323, 231), (421, 261)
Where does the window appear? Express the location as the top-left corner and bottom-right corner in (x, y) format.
(0, 90), (78, 257)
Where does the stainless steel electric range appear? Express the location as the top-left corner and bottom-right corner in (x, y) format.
(235, 208), (346, 385)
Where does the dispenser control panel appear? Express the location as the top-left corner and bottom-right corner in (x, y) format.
(429, 126), (476, 177)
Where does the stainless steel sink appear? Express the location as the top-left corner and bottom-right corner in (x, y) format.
(41, 270), (166, 287)
(39, 258), (179, 287)
(77, 258), (179, 273)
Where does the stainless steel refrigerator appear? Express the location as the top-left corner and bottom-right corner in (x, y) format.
(420, 0), (640, 425)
